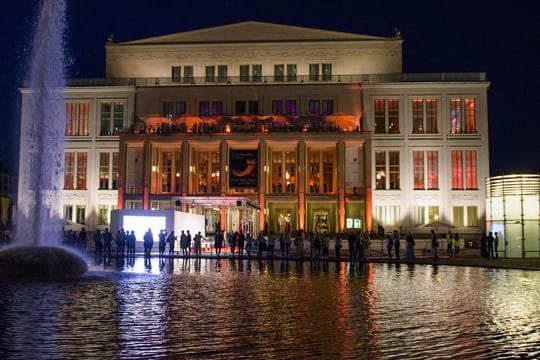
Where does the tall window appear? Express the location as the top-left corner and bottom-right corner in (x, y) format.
(375, 150), (400, 190)
(151, 148), (182, 194)
(450, 98), (476, 134)
(76, 205), (86, 225)
(65, 102), (89, 136)
(235, 100), (259, 115)
(100, 101), (124, 136)
(308, 100), (333, 115)
(374, 99), (400, 134)
(309, 64), (319, 81)
(183, 65), (194, 83)
(274, 64), (284, 82)
(192, 149), (220, 194)
(467, 206), (478, 226)
(322, 63), (332, 80)
(98, 204), (117, 226)
(217, 65), (228, 82)
(308, 148), (336, 194)
(199, 101), (223, 117)
(412, 98), (437, 134)
(309, 63), (332, 81)
(205, 66), (216, 82)
(239, 64), (262, 82)
(171, 66), (181, 82)
(286, 64), (297, 81)
(453, 206), (464, 227)
(163, 101), (186, 118)
(414, 150), (439, 189)
(99, 152), (119, 190)
(270, 150), (297, 194)
(171, 65), (193, 83)
(451, 150), (477, 190)
(64, 151), (87, 190)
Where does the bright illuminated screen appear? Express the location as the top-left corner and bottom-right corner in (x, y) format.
(123, 215), (166, 241)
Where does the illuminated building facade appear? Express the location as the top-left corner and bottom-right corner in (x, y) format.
(19, 21), (490, 237)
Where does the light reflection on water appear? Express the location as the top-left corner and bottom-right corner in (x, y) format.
(1, 258), (539, 359)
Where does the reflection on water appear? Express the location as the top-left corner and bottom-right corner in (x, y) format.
(1, 258), (539, 359)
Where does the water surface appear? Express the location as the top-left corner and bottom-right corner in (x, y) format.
(1, 258), (539, 359)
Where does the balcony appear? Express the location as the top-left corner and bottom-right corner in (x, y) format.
(57, 72), (487, 87)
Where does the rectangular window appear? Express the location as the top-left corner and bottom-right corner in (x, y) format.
(452, 150), (463, 189)
(274, 64), (284, 82)
(322, 63), (332, 80)
(374, 99), (386, 134)
(125, 200), (143, 210)
(75, 205), (86, 225)
(252, 64), (262, 82)
(171, 66), (181, 82)
(388, 99), (399, 134)
(309, 64), (320, 81)
(270, 149), (297, 194)
(217, 65), (228, 82)
(451, 98), (476, 134)
(286, 64), (297, 81)
(285, 100), (297, 116)
(388, 151), (400, 190)
(99, 153), (110, 190)
(212, 101), (223, 115)
(64, 151), (87, 190)
(374, 99), (400, 134)
(308, 148), (336, 194)
(100, 101), (124, 136)
(309, 100), (321, 115)
(199, 101), (210, 117)
(465, 150), (477, 189)
(452, 150), (477, 190)
(205, 66), (216, 82)
(240, 65), (250, 82)
(375, 151), (386, 190)
(453, 206), (464, 227)
(235, 101), (246, 114)
(65, 102), (89, 136)
(183, 65), (193, 84)
(467, 206), (478, 226)
(413, 151), (424, 189)
(375, 205), (401, 227)
(163, 101), (186, 118)
(428, 206), (439, 223)
(98, 205), (109, 226)
(150, 148), (182, 194)
(414, 206), (425, 226)
(192, 149), (220, 194)
(272, 100), (283, 114)
(321, 100), (333, 115)
(427, 151), (438, 189)
(412, 99), (438, 134)
(248, 101), (259, 114)
(63, 205), (73, 222)
(112, 152), (119, 190)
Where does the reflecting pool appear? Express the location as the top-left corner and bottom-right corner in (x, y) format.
(1, 258), (539, 359)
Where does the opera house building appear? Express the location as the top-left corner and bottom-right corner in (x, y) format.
(19, 21), (490, 238)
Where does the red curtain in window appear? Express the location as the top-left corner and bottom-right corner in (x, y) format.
(452, 151), (463, 189)
(64, 152), (75, 189)
(465, 99), (476, 134)
(65, 103), (75, 136)
(80, 102), (89, 136)
(76, 152), (87, 190)
(413, 151), (424, 189)
(427, 151), (438, 189)
(465, 150), (477, 189)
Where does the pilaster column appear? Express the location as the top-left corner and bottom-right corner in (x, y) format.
(298, 139), (306, 231)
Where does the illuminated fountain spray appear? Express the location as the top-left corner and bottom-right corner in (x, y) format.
(17, 0), (66, 246)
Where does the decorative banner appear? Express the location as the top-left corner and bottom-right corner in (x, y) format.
(229, 149), (258, 188)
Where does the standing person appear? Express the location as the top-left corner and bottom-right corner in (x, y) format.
(348, 232), (356, 260)
(78, 228), (88, 250)
(186, 230), (192, 257)
(193, 231), (205, 258)
(93, 230), (103, 258)
(446, 231), (453, 256)
(115, 229), (125, 258)
(167, 231), (176, 257)
(313, 233), (321, 260)
(180, 230), (188, 257)
(405, 232), (415, 263)
(238, 231), (245, 258)
(385, 233), (393, 260)
(392, 230), (401, 260)
(256, 231), (266, 259)
(279, 232), (285, 258)
(453, 233), (460, 256)
(245, 233), (253, 257)
(103, 228), (113, 260)
(334, 233), (342, 260)
(295, 230), (304, 260)
(321, 232), (329, 259)
(267, 231), (275, 260)
(214, 230), (223, 258)
(430, 229), (439, 260)
(362, 231), (371, 259)
(143, 228), (154, 261)
(494, 232), (500, 259)
(229, 231), (237, 258)
(308, 232), (315, 259)
(158, 230), (167, 258)
(479, 232), (488, 258)
(487, 232), (495, 259)
(127, 230), (136, 258)
(284, 232), (291, 259)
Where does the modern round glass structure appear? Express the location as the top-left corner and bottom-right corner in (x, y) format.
(486, 174), (540, 258)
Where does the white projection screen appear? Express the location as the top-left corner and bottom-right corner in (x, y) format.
(123, 215), (166, 241)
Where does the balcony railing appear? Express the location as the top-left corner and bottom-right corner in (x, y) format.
(54, 72), (486, 87)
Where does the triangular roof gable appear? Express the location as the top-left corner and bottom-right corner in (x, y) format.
(117, 21), (390, 45)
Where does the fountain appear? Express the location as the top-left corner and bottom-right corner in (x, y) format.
(0, 0), (87, 280)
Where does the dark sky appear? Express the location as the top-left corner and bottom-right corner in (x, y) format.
(1, 0), (538, 176)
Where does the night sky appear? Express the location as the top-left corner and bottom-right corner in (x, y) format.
(1, 0), (538, 176)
